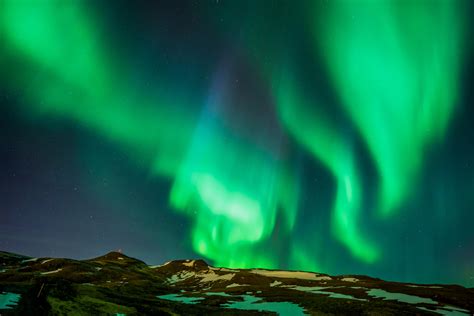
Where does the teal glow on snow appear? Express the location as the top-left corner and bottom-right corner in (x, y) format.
(222, 294), (306, 316)
(290, 286), (366, 301)
(366, 288), (437, 305)
(0, 292), (21, 310)
(157, 294), (205, 304)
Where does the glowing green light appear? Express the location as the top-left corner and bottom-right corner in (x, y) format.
(275, 74), (379, 263)
(170, 106), (300, 268)
(315, 0), (466, 216)
(1, 0), (468, 275)
(2, 1), (196, 177)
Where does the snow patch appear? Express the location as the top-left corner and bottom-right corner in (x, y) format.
(198, 271), (234, 283)
(288, 286), (367, 301)
(210, 267), (239, 272)
(417, 305), (470, 315)
(41, 259), (54, 264)
(341, 277), (358, 282)
(21, 258), (38, 263)
(222, 293), (307, 315)
(41, 268), (62, 275)
(157, 293), (204, 304)
(226, 283), (248, 288)
(250, 269), (329, 281)
(366, 288), (437, 305)
(270, 281), (282, 287)
(182, 260), (195, 267)
(158, 291), (307, 315)
(314, 276), (332, 281)
(406, 284), (443, 289)
(168, 269), (235, 284)
(167, 271), (196, 284)
(0, 292), (21, 310)
(149, 261), (171, 269)
(206, 292), (233, 297)
(117, 257), (124, 260)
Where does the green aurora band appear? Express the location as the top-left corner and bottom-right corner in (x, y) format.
(1, 1), (197, 177)
(275, 73), (379, 263)
(169, 62), (300, 268)
(0, 1), (467, 271)
(315, 0), (467, 217)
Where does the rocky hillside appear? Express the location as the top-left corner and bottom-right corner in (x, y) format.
(0, 251), (473, 315)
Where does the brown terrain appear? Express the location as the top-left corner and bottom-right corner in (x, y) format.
(0, 251), (473, 315)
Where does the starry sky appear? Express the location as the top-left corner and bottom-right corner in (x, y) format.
(1, 0), (474, 287)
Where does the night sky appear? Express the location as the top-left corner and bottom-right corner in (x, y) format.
(1, 0), (474, 287)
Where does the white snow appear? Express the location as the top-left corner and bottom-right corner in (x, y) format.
(417, 306), (470, 315)
(118, 257), (124, 260)
(366, 288), (437, 305)
(226, 283), (248, 288)
(182, 260), (195, 267)
(288, 286), (367, 301)
(314, 276), (333, 281)
(21, 258), (38, 263)
(198, 271), (235, 283)
(167, 270), (235, 284)
(406, 284), (443, 289)
(95, 267), (102, 271)
(167, 271), (196, 284)
(250, 269), (330, 281)
(270, 281), (282, 287)
(149, 261), (171, 269)
(41, 259), (54, 264)
(341, 277), (358, 282)
(210, 267), (239, 272)
(41, 268), (62, 275)
(283, 285), (326, 292)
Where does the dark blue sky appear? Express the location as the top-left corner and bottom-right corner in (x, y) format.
(1, 0), (473, 287)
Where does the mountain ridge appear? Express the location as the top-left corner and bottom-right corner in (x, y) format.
(1, 250), (473, 315)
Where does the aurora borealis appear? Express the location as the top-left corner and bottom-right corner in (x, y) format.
(1, 0), (473, 287)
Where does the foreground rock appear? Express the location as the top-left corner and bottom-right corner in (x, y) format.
(0, 251), (473, 315)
